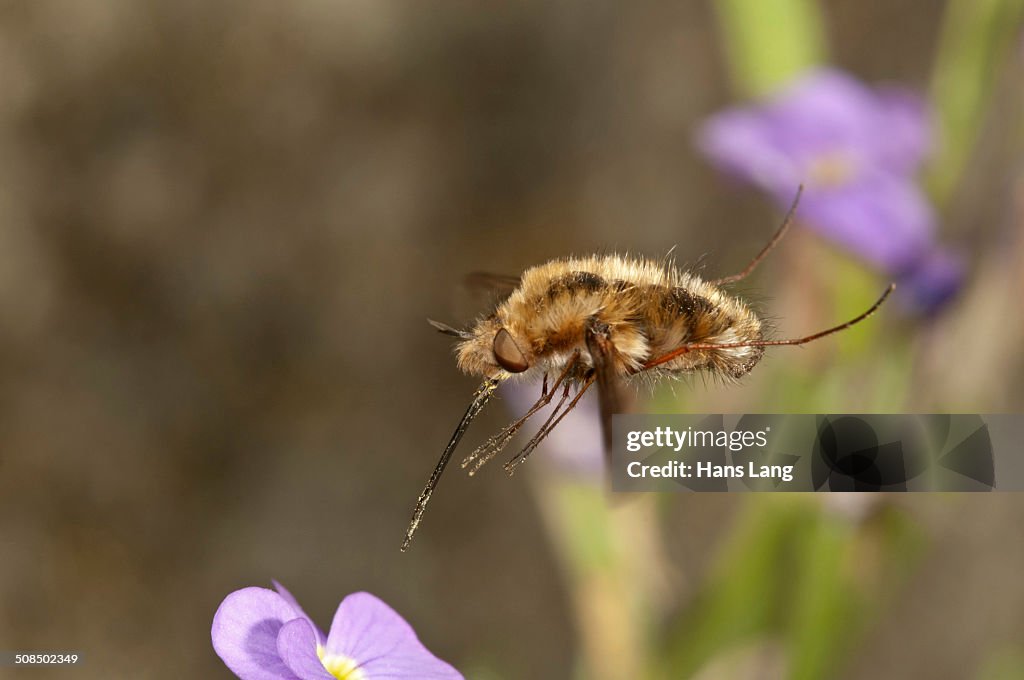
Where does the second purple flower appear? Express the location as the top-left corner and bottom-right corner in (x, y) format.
(697, 67), (962, 313)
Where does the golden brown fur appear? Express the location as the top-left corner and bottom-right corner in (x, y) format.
(455, 254), (764, 385)
(403, 192), (893, 552)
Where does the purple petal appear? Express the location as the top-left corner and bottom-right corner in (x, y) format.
(765, 69), (930, 171)
(696, 66), (954, 313)
(765, 68), (883, 153)
(273, 581), (327, 647)
(276, 619), (335, 680)
(697, 108), (805, 191)
(212, 587), (302, 680)
(698, 67), (932, 193)
(873, 86), (932, 172)
(894, 247), (964, 314)
(796, 175), (936, 271)
(698, 69), (881, 196)
(325, 592), (463, 679)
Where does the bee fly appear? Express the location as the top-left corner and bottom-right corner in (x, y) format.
(401, 188), (894, 551)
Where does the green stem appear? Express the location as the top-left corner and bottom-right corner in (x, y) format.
(786, 512), (856, 680)
(713, 0), (827, 97)
(928, 0), (1024, 205)
(530, 474), (664, 680)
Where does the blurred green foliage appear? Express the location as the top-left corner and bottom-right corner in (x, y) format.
(539, 1), (1024, 678)
(929, 0), (1024, 205)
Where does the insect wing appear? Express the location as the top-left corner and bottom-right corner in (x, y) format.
(464, 271), (521, 292)
(464, 271), (521, 302)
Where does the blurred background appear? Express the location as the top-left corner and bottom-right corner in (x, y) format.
(0, 0), (1022, 678)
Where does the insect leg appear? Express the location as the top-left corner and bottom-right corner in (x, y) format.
(505, 372), (597, 475)
(503, 382), (572, 466)
(465, 384), (568, 476)
(641, 284), (894, 370)
(461, 351), (580, 475)
(584, 318), (623, 463)
(709, 185), (802, 286)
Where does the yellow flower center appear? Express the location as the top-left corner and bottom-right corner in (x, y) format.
(807, 150), (858, 188)
(317, 645), (367, 680)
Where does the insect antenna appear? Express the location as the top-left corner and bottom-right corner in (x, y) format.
(709, 185), (803, 286)
(460, 351), (581, 476)
(427, 319), (472, 339)
(401, 378), (500, 552)
(505, 372), (597, 475)
(643, 283), (895, 371)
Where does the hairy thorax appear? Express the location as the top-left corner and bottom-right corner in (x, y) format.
(455, 254), (764, 382)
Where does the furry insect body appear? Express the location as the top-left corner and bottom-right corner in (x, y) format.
(401, 187), (895, 551)
(457, 255), (764, 385)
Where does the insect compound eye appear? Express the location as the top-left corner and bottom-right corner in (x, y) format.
(492, 327), (529, 373)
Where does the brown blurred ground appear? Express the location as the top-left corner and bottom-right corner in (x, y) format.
(0, 1), (1021, 678)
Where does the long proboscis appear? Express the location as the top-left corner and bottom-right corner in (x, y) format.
(401, 378), (500, 552)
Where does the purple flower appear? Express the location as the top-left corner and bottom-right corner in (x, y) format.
(212, 581), (463, 680)
(697, 67), (963, 313)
